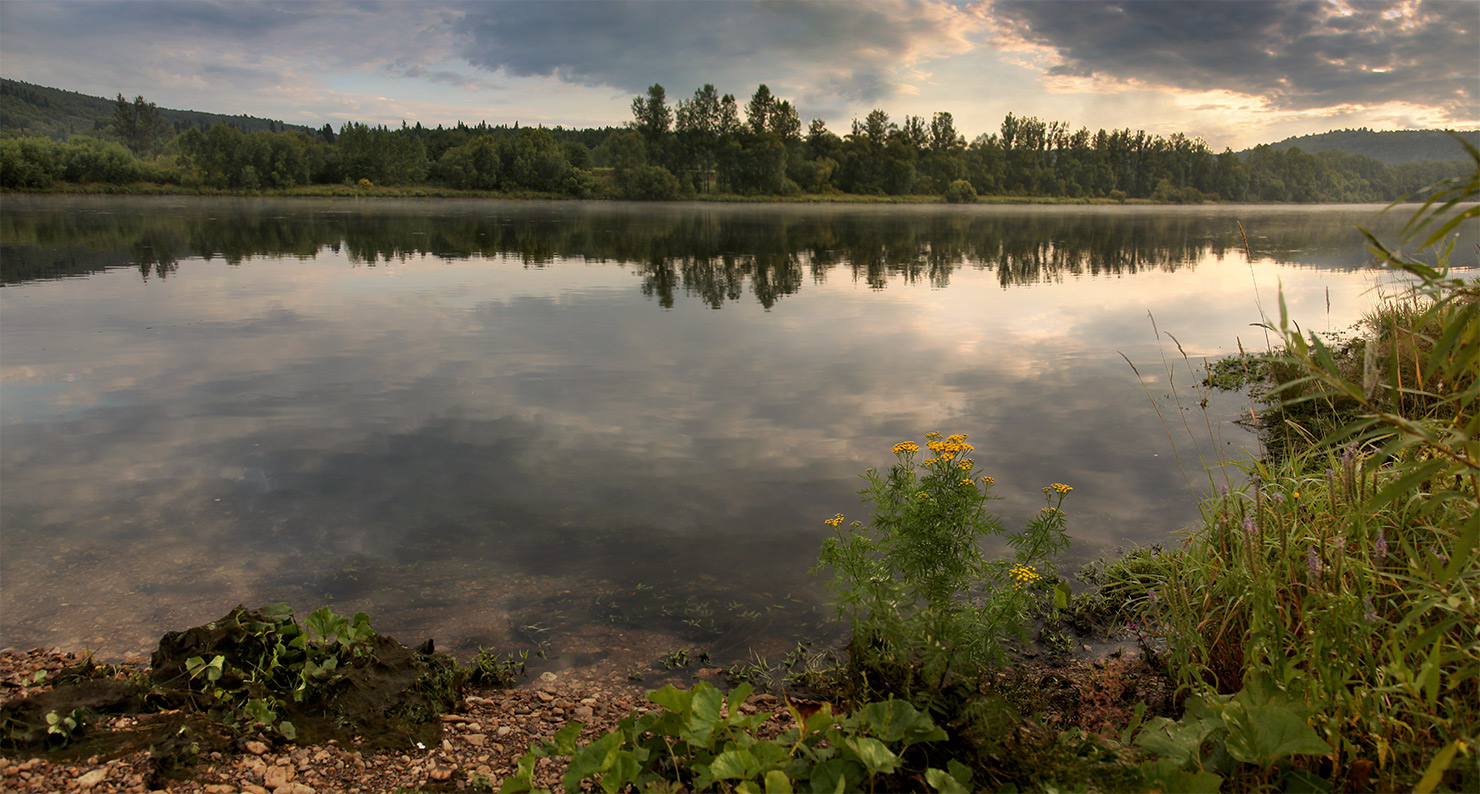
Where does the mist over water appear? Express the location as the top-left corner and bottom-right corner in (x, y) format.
(1, 196), (1455, 675)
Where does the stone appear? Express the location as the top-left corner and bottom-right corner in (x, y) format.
(496, 726), (513, 737)
(572, 706), (594, 720)
(264, 764), (294, 790)
(76, 769), (108, 789)
(429, 765), (455, 781)
(539, 671), (557, 684)
(245, 740), (269, 756)
(465, 733), (487, 747)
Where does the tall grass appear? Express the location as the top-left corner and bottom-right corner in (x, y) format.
(1148, 141), (1478, 791)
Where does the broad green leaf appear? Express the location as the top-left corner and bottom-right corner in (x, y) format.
(926, 767), (970, 793)
(710, 748), (761, 780)
(1052, 582), (1072, 611)
(1133, 715), (1220, 769)
(808, 759), (858, 794)
(947, 759), (973, 788)
(647, 684), (692, 716)
(563, 732), (620, 790)
(855, 699), (945, 745)
(277, 720), (296, 741)
(545, 720), (586, 756)
(305, 606), (347, 642)
(749, 739), (790, 770)
(1139, 758), (1222, 794)
(1221, 689), (1330, 767)
(840, 736), (900, 776)
(764, 769), (794, 794)
(599, 750), (641, 794)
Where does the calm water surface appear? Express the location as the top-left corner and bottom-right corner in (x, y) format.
(1, 196), (1463, 674)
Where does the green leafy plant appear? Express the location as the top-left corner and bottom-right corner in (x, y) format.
(500, 680), (971, 794)
(815, 433), (1072, 704)
(464, 647), (531, 688)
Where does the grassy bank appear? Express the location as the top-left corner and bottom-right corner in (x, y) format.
(3, 180), (1248, 205)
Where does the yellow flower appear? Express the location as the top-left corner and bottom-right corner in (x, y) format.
(925, 432), (941, 439)
(1041, 507), (1061, 515)
(979, 476), (995, 486)
(892, 442), (919, 455)
(958, 460), (974, 470)
(916, 491), (931, 501)
(1043, 483), (1073, 495)
(824, 513), (846, 527)
(960, 478), (975, 487)
(1009, 564), (1042, 588)
(1293, 491), (1301, 499)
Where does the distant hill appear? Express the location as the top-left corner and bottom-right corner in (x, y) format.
(0, 78), (315, 140)
(1248, 128), (1479, 165)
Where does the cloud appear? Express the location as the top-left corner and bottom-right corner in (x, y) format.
(455, 0), (982, 111)
(988, 0), (1477, 123)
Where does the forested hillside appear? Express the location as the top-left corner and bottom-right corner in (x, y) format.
(1, 79), (311, 140)
(1, 78), (1474, 203)
(1256, 128), (1480, 165)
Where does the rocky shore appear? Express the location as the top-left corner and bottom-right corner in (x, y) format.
(0, 648), (802, 793)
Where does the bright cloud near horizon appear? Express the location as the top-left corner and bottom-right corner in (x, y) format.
(1, 0), (1475, 150)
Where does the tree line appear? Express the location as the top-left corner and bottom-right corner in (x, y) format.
(1, 82), (1470, 203)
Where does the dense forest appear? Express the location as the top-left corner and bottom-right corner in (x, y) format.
(1, 78), (1473, 203)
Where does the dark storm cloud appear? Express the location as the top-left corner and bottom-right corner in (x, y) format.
(990, 0), (1477, 120)
(454, 0), (971, 104)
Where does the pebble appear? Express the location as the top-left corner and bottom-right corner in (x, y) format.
(573, 706), (594, 720)
(429, 765), (455, 782)
(245, 740), (269, 755)
(76, 769), (108, 789)
(539, 671), (557, 684)
(465, 733), (487, 747)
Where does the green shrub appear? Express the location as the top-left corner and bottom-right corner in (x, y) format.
(943, 179), (977, 204)
(815, 433), (1071, 705)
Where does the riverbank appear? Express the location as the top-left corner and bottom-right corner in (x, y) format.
(0, 627), (1164, 793)
(0, 182), (1233, 204)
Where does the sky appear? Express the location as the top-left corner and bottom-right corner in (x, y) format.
(1, 0), (1476, 150)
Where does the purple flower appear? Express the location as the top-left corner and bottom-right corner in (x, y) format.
(1270, 492), (1285, 506)
(1242, 517), (1258, 541)
(1331, 537), (1347, 554)
(1307, 549), (1324, 582)
(1341, 444), (1359, 467)
(1433, 546), (1450, 566)
(1325, 468), (1337, 489)
(1363, 597), (1377, 623)
(1220, 485), (1230, 498)
(1373, 530), (1388, 567)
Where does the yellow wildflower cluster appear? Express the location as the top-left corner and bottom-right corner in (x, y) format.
(1010, 564), (1042, 587)
(958, 460), (974, 471)
(892, 441), (919, 455)
(825, 513), (845, 527)
(1043, 483), (1074, 495)
(979, 476), (995, 486)
(959, 478), (975, 487)
(916, 491), (931, 501)
(1041, 507), (1061, 515)
(925, 432), (941, 439)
